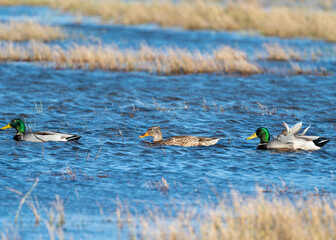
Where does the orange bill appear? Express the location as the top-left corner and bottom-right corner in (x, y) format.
(0, 123), (11, 130)
(246, 132), (257, 140)
(139, 132), (149, 138)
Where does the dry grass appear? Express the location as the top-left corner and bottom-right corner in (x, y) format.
(132, 191), (336, 240)
(257, 102), (277, 115)
(0, 21), (65, 42)
(47, 166), (94, 181)
(289, 62), (329, 76)
(0, 41), (261, 75)
(1, 0), (336, 41)
(146, 177), (170, 195)
(262, 43), (324, 61)
(0, 0), (50, 5)
(7, 179), (41, 225)
(44, 195), (65, 240)
(2, 189), (336, 240)
(263, 43), (302, 61)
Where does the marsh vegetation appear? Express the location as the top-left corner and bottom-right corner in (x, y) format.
(0, 41), (261, 75)
(1, 0), (336, 41)
(4, 184), (336, 240)
(0, 21), (65, 41)
(0, 1), (335, 240)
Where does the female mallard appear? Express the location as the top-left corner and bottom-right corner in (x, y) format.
(139, 126), (220, 147)
(246, 122), (330, 151)
(1, 118), (81, 142)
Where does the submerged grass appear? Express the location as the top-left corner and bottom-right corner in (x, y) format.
(0, 22), (65, 42)
(0, 41), (261, 75)
(1, 0), (336, 41)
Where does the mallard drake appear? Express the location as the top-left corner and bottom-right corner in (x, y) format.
(1, 118), (81, 142)
(139, 126), (220, 147)
(246, 122), (330, 151)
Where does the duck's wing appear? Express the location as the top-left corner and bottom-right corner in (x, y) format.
(268, 122), (303, 149)
(164, 136), (219, 147)
(293, 124), (329, 150)
(295, 135), (319, 141)
(198, 137), (221, 146)
(21, 131), (81, 142)
(267, 137), (294, 150)
(271, 123), (329, 151)
(268, 135), (313, 150)
(282, 122), (290, 135)
(293, 135), (330, 150)
(164, 136), (199, 147)
(281, 122), (302, 136)
(274, 131), (327, 151)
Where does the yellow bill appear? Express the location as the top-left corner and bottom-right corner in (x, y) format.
(0, 123), (12, 130)
(246, 132), (257, 140)
(139, 132), (149, 138)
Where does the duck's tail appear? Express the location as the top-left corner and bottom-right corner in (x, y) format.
(66, 135), (81, 141)
(313, 137), (330, 148)
(199, 137), (221, 146)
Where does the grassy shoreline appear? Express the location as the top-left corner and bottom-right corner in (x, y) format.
(0, 0), (336, 42)
(134, 192), (336, 240)
(0, 21), (65, 42)
(0, 41), (261, 75)
(2, 190), (336, 239)
(0, 41), (330, 76)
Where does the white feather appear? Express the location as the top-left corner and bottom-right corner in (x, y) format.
(266, 122), (328, 151)
(297, 124), (311, 136)
(282, 122), (290, 135)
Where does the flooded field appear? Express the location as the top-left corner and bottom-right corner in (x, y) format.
(0, 3), (335, 239)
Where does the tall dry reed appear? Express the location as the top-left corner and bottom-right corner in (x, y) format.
(0, 41), (261, 75)
(0, 0), (336, 41)
(132, 191), (336, 240)
(2, 189), (336, 239)
(0, 22), (65, 41)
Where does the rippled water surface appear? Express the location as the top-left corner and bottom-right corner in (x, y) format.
(0, 6), (336, 239)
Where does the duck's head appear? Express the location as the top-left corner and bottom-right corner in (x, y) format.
(1, 119), (26, 134)
(246, 127), (270, 143)
(139, 126), (163, 142)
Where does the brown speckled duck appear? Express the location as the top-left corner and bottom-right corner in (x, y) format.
(139, 126), (220, 147)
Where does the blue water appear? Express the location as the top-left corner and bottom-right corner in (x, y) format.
(0, 6), (335, 239)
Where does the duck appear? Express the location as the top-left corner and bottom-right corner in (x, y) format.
(246, 122), (330, 151)
(139, 126), (220, 147)
(1, 118), (81, 142)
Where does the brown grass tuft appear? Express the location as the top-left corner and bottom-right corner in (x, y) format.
(1, 0), (336, 41)
(0, 41), (261, 75)
(263, 43), (302, 61)
(0, 21), (65, 42)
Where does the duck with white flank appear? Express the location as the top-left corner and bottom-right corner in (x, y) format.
(247, 122), (330, 151)
(1, 118), (81, 142)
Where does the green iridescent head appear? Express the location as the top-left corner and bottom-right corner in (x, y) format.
(1, 119), (26, 134)
(246, 127), (270, 143)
